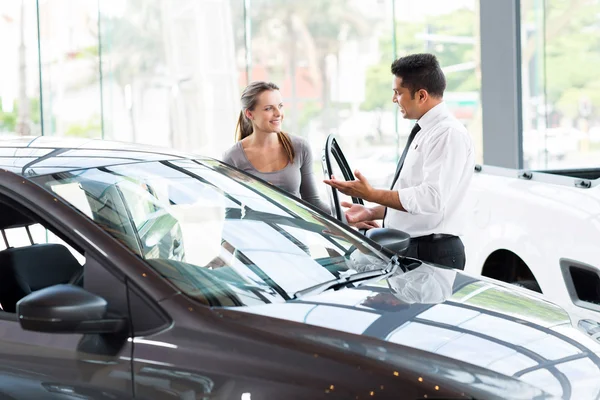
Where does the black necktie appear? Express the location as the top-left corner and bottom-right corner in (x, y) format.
(389, 123), (421, 189)
(383, 123), (420, 227)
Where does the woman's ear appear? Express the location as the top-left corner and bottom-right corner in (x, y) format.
(244, 110), (253, 120)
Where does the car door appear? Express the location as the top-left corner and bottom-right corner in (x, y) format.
(321, 134), (364, 224)
(0, 188), (135, 398)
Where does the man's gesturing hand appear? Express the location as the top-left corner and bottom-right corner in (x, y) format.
(323, 170), (374, 202)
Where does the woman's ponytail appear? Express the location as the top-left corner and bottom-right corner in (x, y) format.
(235, 111), (253, 141)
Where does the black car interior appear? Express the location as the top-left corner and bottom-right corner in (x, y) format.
(0, 202), (84, 313)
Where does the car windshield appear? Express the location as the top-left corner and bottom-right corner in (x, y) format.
(34, 159), (390, 307)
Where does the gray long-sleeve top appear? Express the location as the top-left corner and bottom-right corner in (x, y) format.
(222, 136), (331, 214)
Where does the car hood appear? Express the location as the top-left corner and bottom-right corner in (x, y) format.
(228, 263), (600, 399)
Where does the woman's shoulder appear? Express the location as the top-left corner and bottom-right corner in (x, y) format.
(221, 141), (244, 164)
(288, 134), (310, 152)
(286, 134), (313, 165)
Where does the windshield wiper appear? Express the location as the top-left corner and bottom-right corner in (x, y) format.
(292, 255), (400, 299)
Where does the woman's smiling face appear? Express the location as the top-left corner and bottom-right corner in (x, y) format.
(246, 89), (284, 133)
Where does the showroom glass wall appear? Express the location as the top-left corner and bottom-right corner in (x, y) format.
(19, 1), (600, 179)
(521, 0), (600, 169)
(0, 0), (481, 189)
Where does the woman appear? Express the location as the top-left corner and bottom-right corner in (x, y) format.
(222, 81), (330, 213)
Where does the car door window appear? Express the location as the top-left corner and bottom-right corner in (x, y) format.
(0, 198), (127, 315)
(0, 219), (82, 264)
(322, 134), (364, 224)
(4, 223), (85, 264)
(0, 210), (85, 313)
(0, 199), (134, 398)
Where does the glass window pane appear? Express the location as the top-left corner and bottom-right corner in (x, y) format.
(39, 0), (102, 138)
(4, 227), (32, 248)
(37, 160), (389, 307)
(394, 0), (482, 164)
(29, 224), (86, 264)
(0, 1), (42, 136)
(172, 159), (293, 217)
(231, 0), (249, 88)
(99, 0), (243, 157)
(248, 0), (481, 203)
(249, 0), (397, 201)
(521, 0), (600, 169)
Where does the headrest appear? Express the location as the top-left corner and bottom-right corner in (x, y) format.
(0, 243), (82, 313)
(0, 243), (81, 292)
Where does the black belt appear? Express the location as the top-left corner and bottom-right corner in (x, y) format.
(411, 233), (457, 242)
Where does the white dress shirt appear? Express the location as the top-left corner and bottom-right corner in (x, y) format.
(383, 102), (475, 237)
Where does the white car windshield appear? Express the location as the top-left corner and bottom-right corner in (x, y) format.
(35, 159), (390, 307)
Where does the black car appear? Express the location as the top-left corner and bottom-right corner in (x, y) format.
(0, 136), (598, 399)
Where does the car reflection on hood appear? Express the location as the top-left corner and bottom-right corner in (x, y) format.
(229, 261), (600, 400)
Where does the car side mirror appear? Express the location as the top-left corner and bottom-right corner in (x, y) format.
(365, 228), (411, 256)
(17, 284), (126, 334)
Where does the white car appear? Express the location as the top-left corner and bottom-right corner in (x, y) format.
(462, 164), (600, 317)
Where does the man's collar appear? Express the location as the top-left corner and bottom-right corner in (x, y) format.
(416, 101), (447, 131)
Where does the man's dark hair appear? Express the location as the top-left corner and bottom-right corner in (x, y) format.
(391, 53), (446, 98)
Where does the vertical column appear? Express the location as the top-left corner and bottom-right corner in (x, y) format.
(97, 0), (105, 139)
(35, 0), (44, 136)
(479, 0), (523, 169)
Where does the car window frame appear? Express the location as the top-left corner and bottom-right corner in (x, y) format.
(0, 169), (178, 325)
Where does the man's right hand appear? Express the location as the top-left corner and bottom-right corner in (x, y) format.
(341, 201), (374, 225)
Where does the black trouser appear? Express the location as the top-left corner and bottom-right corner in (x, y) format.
(404, 234), (465, 270)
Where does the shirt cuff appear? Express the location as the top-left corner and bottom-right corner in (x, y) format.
(398, 187), (419, 215)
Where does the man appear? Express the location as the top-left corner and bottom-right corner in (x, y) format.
(324, 53), (474, 269)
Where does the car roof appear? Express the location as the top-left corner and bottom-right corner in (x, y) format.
(0, 136), (210, 177)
